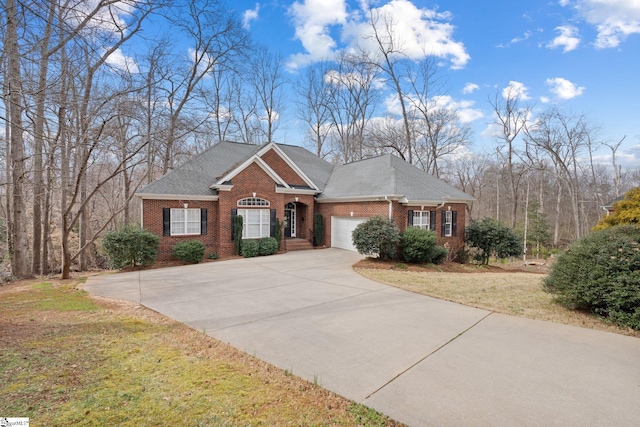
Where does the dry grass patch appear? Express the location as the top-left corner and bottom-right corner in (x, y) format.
(357, 268), (639, 338)
(0, 277), (403, 427)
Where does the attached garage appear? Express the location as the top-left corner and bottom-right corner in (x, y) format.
(331, 216), (368, 252)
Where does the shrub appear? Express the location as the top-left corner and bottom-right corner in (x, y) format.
(233, 215), (243, 255)
(258, 237), (278, 256)
(352, 216), (400, 260)
(207, 252), (219, 260)
(544, 225), (640, 330)
(465, 217), (522, 265)
(241, 239), (259, 258)
(274, 219), (283, 251)
(102, 225), (159, 269)
(314, 213), (324, 246)
(401, 227), (447, 264)
(172, 240), (205, 264)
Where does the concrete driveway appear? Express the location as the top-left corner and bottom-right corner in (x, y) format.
(85, 249), (640, 427)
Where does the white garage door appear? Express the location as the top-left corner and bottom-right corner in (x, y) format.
(331, 217), (368, 252)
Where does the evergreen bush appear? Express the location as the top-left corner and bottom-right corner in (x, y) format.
(102, 225), (159, 269)
(465, 217), (522, 264)
(258, 237), (279, 256)
(274, 219), (283, 251)
(401, 227), (446, 264)
(233, 215), (243, 255)
(241, 239), (259, 258)
(352, 216), (400, 260)
(314, 213), (324, 246)
(172, 239), (206, 264)
(544, 225), (640, 330)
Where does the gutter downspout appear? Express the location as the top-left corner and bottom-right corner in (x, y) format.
(385, 196), (393, 220)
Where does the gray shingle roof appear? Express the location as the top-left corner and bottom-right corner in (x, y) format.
(137, 142), (473, 204)
(137, 141), (261, 197)
(277, 144), (334, 189)
(317, 154), (474, 202)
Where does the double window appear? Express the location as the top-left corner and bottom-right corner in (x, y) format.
(170, 208), (201, 235)
(413, 211), (431, 230)
(163, 208), (207, 236)
(237, 209), (271, 239)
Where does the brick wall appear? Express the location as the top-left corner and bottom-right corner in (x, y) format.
(142, 199), (218, 261)
(261, 148), (307, 186)
(315, 200), (466, 250)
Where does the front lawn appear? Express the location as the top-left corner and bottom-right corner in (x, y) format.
(0, 277), (402, 426)
(356, 262), (639, 338)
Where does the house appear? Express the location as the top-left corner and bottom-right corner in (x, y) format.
(602, 195), (624, 217)
(136, 141), (475, 259)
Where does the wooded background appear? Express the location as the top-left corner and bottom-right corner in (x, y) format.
(2, 0), (638, 278)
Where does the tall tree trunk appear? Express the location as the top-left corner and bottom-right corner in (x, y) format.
(6, 0), (31, 278)
(31, 1), (56, 275)
(554, 182), (562, 245)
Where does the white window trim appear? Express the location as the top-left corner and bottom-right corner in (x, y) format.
(238, 208), (270, 239)
(170, 208), (201, 236)
(238, 197), (270, 207)
(444, 211), (453, 237)
(413, 210), (431, 230)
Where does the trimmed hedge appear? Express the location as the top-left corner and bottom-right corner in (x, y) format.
(241, 239), (259, 258)
(173, 240), (206, 264)
(259, 237), (278, 256)
(544, 225), (640, 330)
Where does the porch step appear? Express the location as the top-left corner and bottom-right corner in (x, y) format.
(284, 238), (314, 251)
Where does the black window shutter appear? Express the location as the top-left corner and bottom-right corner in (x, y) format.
(200, 208), (208, 235)
(452, 211), (457, 237)
(430, 210), (436, 231)
(407, 210), (414, 227)
(270, 209), (276, 237)
(231, 209), (237, 241)
(163, 208), (171, 236)
(441, 211), (446, 237)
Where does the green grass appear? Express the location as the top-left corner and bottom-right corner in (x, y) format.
(1, 279), (402, 426)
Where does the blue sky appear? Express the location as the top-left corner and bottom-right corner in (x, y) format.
(231, 0), (640, 166)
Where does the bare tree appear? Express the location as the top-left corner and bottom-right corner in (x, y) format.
(296, 60), (333, 157)
(325, 52), (379, 163)
(248, 45), (286, 143)
(604, 136), (626, 198)
(5, 0), (30, 277)
(159, 0), (250, 172)
(526, 107), (596, 240)
(364, 10), (414, 163)
(489, 86), (530, 227)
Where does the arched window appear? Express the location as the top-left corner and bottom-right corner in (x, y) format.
(237, 197), (270, 207)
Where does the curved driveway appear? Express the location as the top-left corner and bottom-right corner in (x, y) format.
(86, 249), (640, 427)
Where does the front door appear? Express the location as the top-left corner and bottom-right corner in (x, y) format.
(284, 202), (296, 237)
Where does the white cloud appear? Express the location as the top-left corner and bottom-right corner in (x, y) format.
(547, 25), (581, 52)
(344, 0), (469, 69)
(287, 0), (469, 69)
(462, 83), (479, 94)
(431, 95), (484, 123)
(502, 81), (531, 100)
(561, 0), (640, 48)
(243, 3), (260, 29)
(540, 96), (550, 103)
(546, 77), (585, 99)
(287, 0), (348, 68)
(105, 48), (139, 73)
